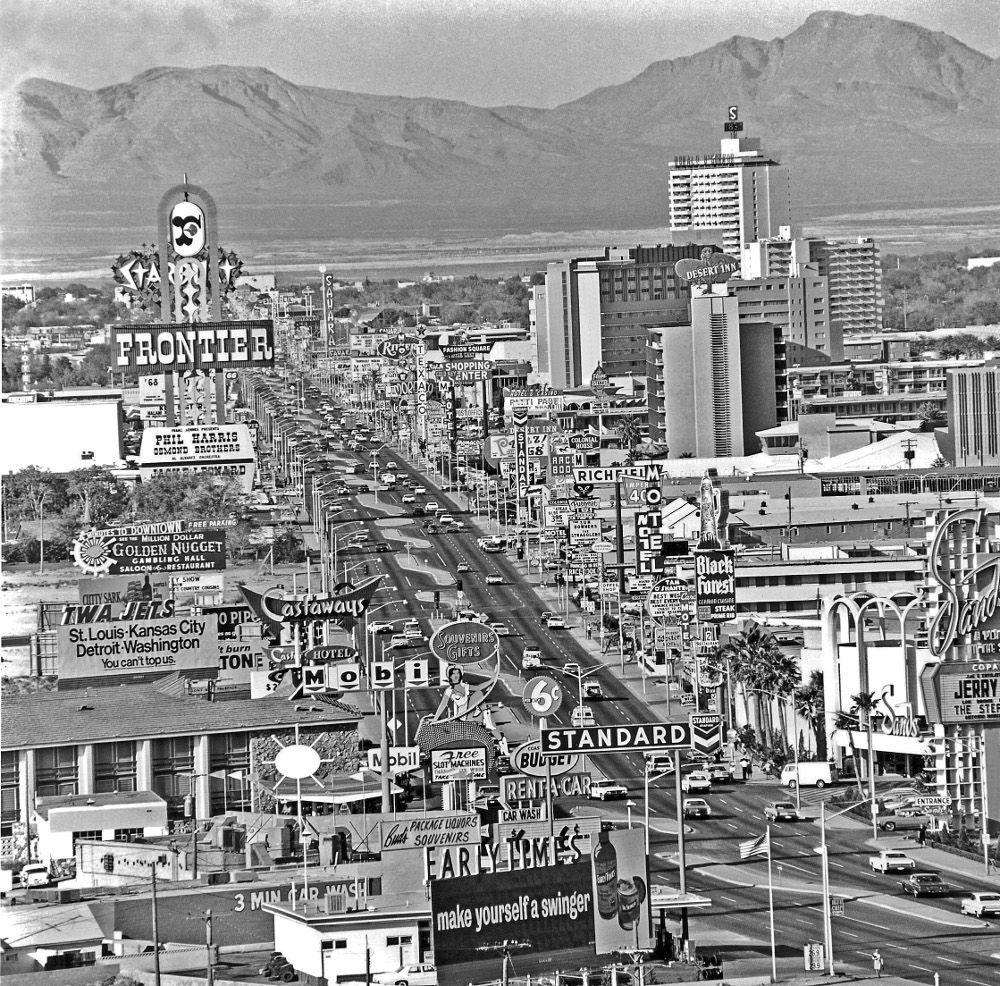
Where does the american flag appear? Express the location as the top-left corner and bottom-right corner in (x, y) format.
(739, 831), (770, 859)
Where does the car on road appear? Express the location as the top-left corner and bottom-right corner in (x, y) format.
(900, 872), (952, 897)
(522, 646), (541, 662)
(546, 615), (566, 629)
(868, 850), (916, 873)
(681, 771), (712, 794)
(583, 680), (604, 700)
(878, 812), (934, 833)
(562, 661), (581, 678)
(387, 634), (410, 649)
(539, 610), (556, 624)
(414, 486), (427, 495)
(764, 801), (801, 822)
(960, 891), (1000, 917)
(451, 521), (466, 531)
(456, 561), (471, 572)
(522, 652), (542, 669)
(571, 705), (596, 727)
(426, 501), (439, 513)
(425, 523), (439, 534)
(368, 621), (394, 634)
(403, 627), (424, 641)
(401, 494), (416, 503)
(438, 514), (455, 526)
(589, 779), (627, 801)
(487, 622), (510, 636)
(372, 963), (437, 986)
(373, 543), (391, 552)
(646, 754), (674, 774)
(485, 574), (504, 585)
(707, 763), (734, 783)
(780, 762), (836, 788)
(683, 798), (711, 819)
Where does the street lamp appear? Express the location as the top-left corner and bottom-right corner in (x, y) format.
(817, 798), (869, 976)
(643, 757), (672, 858)
(626, 799), (636, 830)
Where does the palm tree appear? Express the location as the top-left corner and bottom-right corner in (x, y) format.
(721, 624), (796, 745)
(916, 401), (945, 432)
(850, 690), (879, 806)
(617, 415), (642, 463)
(795, 671), (826, 758)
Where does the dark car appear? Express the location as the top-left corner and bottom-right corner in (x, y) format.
(900, 872), (952, 897)
(373, 543), (391, 553)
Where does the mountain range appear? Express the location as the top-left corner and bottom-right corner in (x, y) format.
(2, 10), (998, 260)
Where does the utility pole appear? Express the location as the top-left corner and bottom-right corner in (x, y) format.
(205, 910), (215, 986)
(150, 867), (162, 986)
(901, 499), (917, 540)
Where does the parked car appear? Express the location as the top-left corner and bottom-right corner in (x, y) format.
(485, 574), (504, 585)
(683, 798), (711, 819)
(546, 615), (567, 629)
(373, 964), (438, 986)
(764, 801), (802, 822)
(259, 951), (297, 982)
(19, 863), (51, 888)
(571, 705), (596, 727)
(681, 771), (712, 794)
(583, 680), (604, 700)
(960, 891), (1000, 917)
(900, 872), (952, 897)
(879, 813), (935, 833)
(869, 850), (917, 873)
(780, 762), (836, 788)
(589, 779), (628, 801)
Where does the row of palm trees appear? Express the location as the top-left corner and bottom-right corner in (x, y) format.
(705, 623), (828, 762)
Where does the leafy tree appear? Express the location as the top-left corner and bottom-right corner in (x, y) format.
(2, 294), (26, 322)
(616, 415), (642, 463)
(131, 474), (247, 524)
(849, 690), (879, 804)
(64, 468), (131, 526)
(915, 401), (945, 431)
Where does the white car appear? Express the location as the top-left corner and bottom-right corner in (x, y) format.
(368, 621), (394, 634)
(589, 778), (627, 801)
(571, 705), (596, 727)
(487, 622), (510, 636)
(387, 634), (410, 649)
(868, 850), (917, 873)
(425, 501), (439, 512)
(562, 661), (581, 678)
(522, 649), (542, 669)
(485, 574), (504, 585)
(401, 494), (416, 503)
(456, 561), (471, 572)
(414, 487), (427, 495)
(403, 627), (424, 640)
(683, 798), (711, 819)
(681, 771), (712, 794)
(452, 521), (466, 531)
(373, 964), (437, 986)
(546, 615), (566, 629)
(960, 892), (1000, 917)
(583, 680), (604, 700)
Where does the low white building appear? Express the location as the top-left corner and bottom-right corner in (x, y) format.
(33, 791), (168, 867)
(267, 891), (431, 985)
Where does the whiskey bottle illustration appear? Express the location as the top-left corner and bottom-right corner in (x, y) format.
(594, 829), (618, 920)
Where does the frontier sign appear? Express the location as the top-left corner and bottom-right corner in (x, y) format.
(540, 722), (692, 755)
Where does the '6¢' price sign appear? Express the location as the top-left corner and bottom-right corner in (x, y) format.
(522, 675), (563, 718)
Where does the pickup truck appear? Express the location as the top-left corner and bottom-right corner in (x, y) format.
(868, 850), (916, 873)
(900, 872), (951, 897)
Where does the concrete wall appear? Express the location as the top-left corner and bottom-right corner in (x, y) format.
(0, 400), (124, 473)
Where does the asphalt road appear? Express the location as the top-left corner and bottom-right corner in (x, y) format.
(302, 400), (1000, 985)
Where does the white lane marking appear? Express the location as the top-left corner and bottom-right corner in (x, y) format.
(731, 805), (744, 813)
(937, 956), (961, 965)
(726, 823), (738, 830)
(908, 966), (933, 974)
(884, 943), (907, 951)
(776, 861), (813, 875)
(862, 898), (989, 929)
(719, 799), (729, 805)
(843, 914), (892, 932)
(719, 895), (738, 903)
(841, 931), (860, 939)
(966, 980), (993, 985)
(771, 841), (783, 849)
(828, 860), (845, 869)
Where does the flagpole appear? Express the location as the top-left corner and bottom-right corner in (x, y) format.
(767, 826), (777, 983)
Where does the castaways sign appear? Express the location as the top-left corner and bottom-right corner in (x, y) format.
(927, 509), (1000, 658)
(239, 579), (382, 640)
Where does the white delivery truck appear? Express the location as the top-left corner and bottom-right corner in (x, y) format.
(780, 762), (837, 788)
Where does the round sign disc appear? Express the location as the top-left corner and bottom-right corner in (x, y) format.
(275, 744), (321, 780)
(522, 676), (563, 718)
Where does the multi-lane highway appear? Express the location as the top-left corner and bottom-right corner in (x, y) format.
(291, 394), (1000, 985)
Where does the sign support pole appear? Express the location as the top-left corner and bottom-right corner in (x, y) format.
(615, 480), (626, 596)
(673, 748), (688, 946)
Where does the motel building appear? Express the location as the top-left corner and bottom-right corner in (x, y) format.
(820, 504), (1000, 834)
(1, 682), (360, 865)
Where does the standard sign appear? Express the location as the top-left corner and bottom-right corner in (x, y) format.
(574, 465), (662, 485)
(540, 722), (692, 755)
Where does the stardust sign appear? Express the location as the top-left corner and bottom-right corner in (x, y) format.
(541, 722), (692, 755)
(112, 321), (275, 371)
(239, 579), (382, 640)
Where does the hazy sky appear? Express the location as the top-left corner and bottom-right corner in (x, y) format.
(3, 0), (996, 106)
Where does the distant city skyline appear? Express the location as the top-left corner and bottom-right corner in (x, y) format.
(2, 0), (996, 106)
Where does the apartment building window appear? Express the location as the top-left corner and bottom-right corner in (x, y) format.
(95, 741), (137, 793)
(323, 941), (348, 950)
(114, 828), (144, 842)
(36, 746), (78, 797)
(73, 829), (103, 847)
(1, 751), (20, 836)
(152, 737), (194, 817)
(840, 524), (847, 533)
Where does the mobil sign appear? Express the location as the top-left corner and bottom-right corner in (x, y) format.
(511, 740), (579, 778)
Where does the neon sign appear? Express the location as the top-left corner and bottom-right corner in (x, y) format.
(927, 509), (1000, 658)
